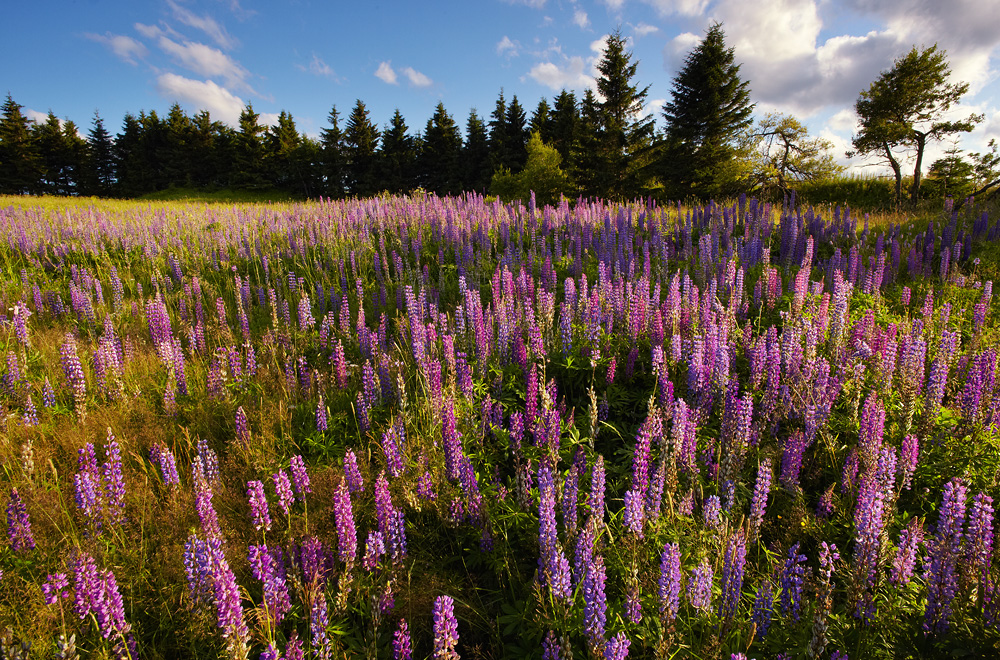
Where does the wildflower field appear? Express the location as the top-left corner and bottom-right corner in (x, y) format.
(1, 192), (1000, 660)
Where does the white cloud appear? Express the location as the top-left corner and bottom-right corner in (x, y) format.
(602, 0), (626, 10)
(85, 32), (148, 64)
(505, 0), (547, 7)
(298, 54), (337, 79)
(156, 36), (253, 92)
(375, 61), (398, 85)
(573, 10), (590, 29)
(497, 36), (520, 58)
(402, 66), (433, 87)
(156, 73), (246, 125)
(645, 0), (710, 16)
(167, 0), (237, 49)
(24, 109), (48, 125)
(827, 108), (858, 134)
(259, 112), (281, 127)
(632, 22), (660, 38)
(527, 57), (596, 90)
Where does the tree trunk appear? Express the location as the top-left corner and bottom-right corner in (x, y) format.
(910, 132), (927, 206)
(882, 142), (902, 208)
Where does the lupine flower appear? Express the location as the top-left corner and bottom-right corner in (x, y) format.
(149, 443), (180, 489)
(194, 464), (221, 538)
(375, 472), (407, 564)
(247, 480), (272, 532)
(42, 572), (70, 605)
(749, 458), (771, 538)
(625, 579), (642, 624)
(688, 559), (713, 612)
(899, 435), (919, 490)
(582, 554), (608, 651)
(604, 632), (630, 660)
(808, 542), (839, 658)
(751, 578), (775, 638)
(432, 595), (460, 660)
(780, 542), (808, 621)
(102, 429), (126, 525)
(541, 631), (561, 660)
(382, 421), (406, 478)
(703, 495), (722, 530)
(272, 470), (294, 516)
(316, 396), (328, 432)
(248, 544), (291, 626)
(332, 481), (357, 567)
(393, 619), (412, 660)
(924, 478), (967, 634)
(60, 333), (87, 417)
(658, 542), (681, 621)
(719, 530), (747, 621)
(6, 488), (35, 552)
(890, 518), (924, 587)
(289, 455), (311, 501)
(966, 492), (994, 585)
(344, 450), (364, 493)
(235, 406), (250, 445)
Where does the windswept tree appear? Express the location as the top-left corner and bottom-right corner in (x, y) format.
(594, 28), (657, 200)
(752, 113), (843, 197)
(850, 45), (982, 206)
(662, 22), (755, 200)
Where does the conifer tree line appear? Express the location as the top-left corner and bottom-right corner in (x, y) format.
(0, 25), (987, 203)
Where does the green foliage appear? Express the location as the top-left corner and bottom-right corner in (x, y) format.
(489, 132), (573, 206)
(750, 112), (844, 198)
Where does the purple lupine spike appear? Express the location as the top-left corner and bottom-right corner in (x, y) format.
(316, 395), (328, 432)
(375, 471), (407, 564)
(393, 619), (412, 660)
(749, 458), (772, 538)
(604, 632), (630, 660)
(442, 398), (463, 482)
(688, 558), (713, 612)
(582, 553), (608, 652)
(779, 543), (808, 621)
(363, 530), (386, 571)
(588, 454), (606, 527)
(332, 481), (357, 568)
(6, 488), (35, 552)
(247, 480), (271, 532)
(658, 542), (681, 621)
(890, 518), (924, 587)
(60, 333), (87, 418)
(966, 492), (994, 585)
(289, 455), (311, 501)
(703, 495), (722, 530)
(808, 542), (840, 658)
(248, 544), (291, 627)
(719, 529), (747, 621)
(344, 449), (364, 493)
(541, 631), (561, 660)
(751, 578), (774, 638)
(42, 377), (55, 408)
(273, 470), (294, 516)
(150, 443), (180, 489)
(899, 434), (919, 490)
(75, 443), (103, 533)
(382, 421), (405, 478)
(235, 406), (250, 445)
(625, 579), (642, 624)
(432, 595), (460, 660)
(924, 477), (967, 634)
(102, 429), (126, 525)
(562, 462), (579, 537)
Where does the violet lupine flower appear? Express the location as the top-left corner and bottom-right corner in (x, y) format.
(316, 395), (328, 432)
(235, 406), (250, 445)
(260, 643), (280, 660)
(751, 579), (775, 638)
(332, 481), (357, 568)
(582, 554), (608, 651)
(417, 470), (436, 501)
(289, 455), (311, 501)
(899, 434), (919, 490)
(21, 396), (38, 427)
(749, 458), (772, 538)
(588, 455), (606, 528)
(924, 477), (967, 634)
(890, 518), (924, 587)
(394, 619), (412, 660)
(75, 443), (103, 533)
(966, 492), (994, 585)
(363, 531), (386, 571)
(703, 495), (722, 530)
(42, 377), (55, 408)
(247, 480), (272, 532)
(808, 542), (840, 658)
(72, 552), (132, 642)
(830, 652), (849, 660)
(442, 398), (463, 482)
(658, 542), (682, 622)
(375, 472), (407, 564)
(779, 543), (808, 621)
(780, 431), (807, 491)
(248, 544), (291, 627)
(562, 462), (579, 537)
(382, 421), (405, 478)
(537, 460), (571, 601)
(541, 631), (561, 660)
(432, 595), (460, 660)
(149, 443), (180, 489)
(625, 579), (642, 624)
(604, 632), (630, 660)
(719, 530), (747, 621)
(340, 449), (364, 493)
(273, 470), (294, 516)
(194, 464), (221, 538)
(6, 488), (35, 552)
(102, 429), (126, 525)
(207, 539), (250, 658)
(688, 559), (713, 612)
(60, 333), (87, 417)
(42, 572), (70, 605)
(285, 633), (304, 660)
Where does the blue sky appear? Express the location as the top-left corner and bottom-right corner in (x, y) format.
(4, 0), (1000, 173)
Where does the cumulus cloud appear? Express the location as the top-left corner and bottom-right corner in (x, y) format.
(632, 22), (660, 38)
(528, 57), (596, 90)
(167, 0), (237, 49)
(24, 109), (48, 125)
(85, 32), (148, 64)
(602, 0), (626, 10)
(156, 72), (246, 125)
(402, 66), (433, 87)
(573, 10), (590, 29)
(375, 61), (398, 84)
(644, 0), (710, 16)
(497, 36), (520, 58)
(506, 0), (547, 8)
(156, 35), (254, 92)
(298, 54), (337, 79)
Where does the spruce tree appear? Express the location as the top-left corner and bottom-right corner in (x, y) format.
(233, 103), (267, 190)
(344, 99), (380, 197)
(84, 112), (116, 196)
(320, 105), (346, 198)
(594, 28), (657, 200)
(489, 89), (508, 172)
(419, 102), (463, 196)
(504, 95), (529, 171)
(34, 111), (83, 195)
(530, 99), (552, 143)
(379, 109), (417, 194)
(550, 90), (579, 168)
(0, 94), (43, 194)
(572, 89), (604, 199)
(662, 22), (754, 200)
(462, 109), (492, 193)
